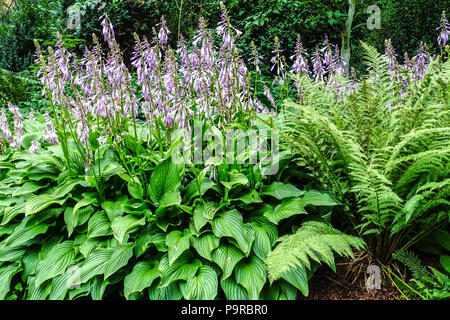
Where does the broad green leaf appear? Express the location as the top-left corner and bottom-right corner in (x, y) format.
(72, 193), (98, 216)
(235, 256), (266, 300)
(211, 210), (254, 254)
(166, 229), (192, 265)
(158, 253), (201, 288)
(251, 224), (275, 260)
(440, 255), (450, 274)
(191, 233), (220, 261)
(1, 200), (25, 225)
(25, 194), (67, 216)
(104, 243), (135, 279)
(102, 200), (125, 221)
(79, 248), (114, 283)
(87, 211), (112, 238)
(180, 266), (218, 300)
(159, 191), (182, 208)
(135, 230), (167, 257)
(221, 172), (248, 189)
(220, 276), (248, 300)
(148, 281), (182, 300)
(35, 241), (76, 287)
(183, 178), (217, 203)
(128, 180), (144, 200)
(64, 206), (94, 236)
(5, 223), (51, 247)
(12, 181), (48, 197)
(280, 264), (309, 296)
(0, 263), (22, 299)
(432, 229), (450, 251)
(193, 202), (217, 233)
(124, 261), (159, 299)
(232, 189), (262, 204)
(0, 246), (26, 262)
(111, 215), (146, 244)
(265, 198), (307, 225)
(90, 275), (109, 300)
(50, 180), (80, 198)
(261, 182), (303, 200)
(300, 190), (340, 207)
(212, 244), (245, 280)
(149, 158), (183, 204)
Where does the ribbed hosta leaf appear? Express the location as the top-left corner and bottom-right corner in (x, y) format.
(191, 233), (220, 261)
(0, 246), (26, 262)
(124, 261), (159, 299)
(211, 244), (245, 280)
(180, 266), (218, 300)
(0, 262), (22, 299)
(158, 253), (201, 288)
(79, 248), (114, 283)
(148, 158), (183, 204)
(25, 194), (67, 216)
(135, 230), (167, 257)
(111, 215), (145, 244)
(101, 200), (124, 221)
(261, 182), (303, 200)
(5, 222), (51, 247)
(210, 210), (254, 254)
(193, 202), (217, 233)
(279, 264), (309, 296)
(1, 200), (25, 225)
(221, 172), (248, 189)
(87, 211), (112, 238)
(148, 281), (182, 300)
(264, 198), (307, 225)
(64, 206), (94, 236)
(104, 243), (134, 279)
(35, 241), (76, 287)
(235, 256), (267, 300)
(12, 181), (48, 197)
(220, 276), (248, 300)
(166, 229), (191, 265)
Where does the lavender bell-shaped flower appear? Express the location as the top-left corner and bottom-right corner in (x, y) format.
(437, 11), (449, 47)
(8, 103), (24, 149)
(43, 112), (59, 145)
(157, 17), (170, 48)
(0, 109), (12, 143)
(29, 140), (41, 154)
(311, 45), (325, 83)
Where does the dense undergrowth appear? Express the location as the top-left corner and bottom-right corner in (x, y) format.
(0, 5), (449, 300)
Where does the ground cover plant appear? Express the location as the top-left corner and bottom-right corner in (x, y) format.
(0, 3), (448, 300)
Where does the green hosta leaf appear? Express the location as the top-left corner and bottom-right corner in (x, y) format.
(0, 246), (26, 262)
(180, 266), (218, 300)
(22, 248), (39, 280)
(432, 229), (450, 251)
(220, 276), (248, 300)
(159, 191), (182, 208)
(193, 202), (217, 233)
(124, 261), (159, 299)
(104, 243), (135, 279)
(102, 200), (125, 221)
(135, 230), (167, 257)
(27, 276), (51, 300)
(191, 233), (220, 261)
(73, 193), (98, 216)
(232, 189), (262, 204)
(280, 264), (309, 296)
(128, 179), (144, 200)
(0, 263), (22, 300)
(79, 248), (114, 284)
(221, 172), (248, 189)
(235, 256), (266, 300)
(5, 223), (51, 247)
(211, 210), (254, 254)
(149, 158), (184, 204)
(35, 241), (76, 287)
(159, 253), (201, 288)
(25, 194), (67, 216)
(300, 190), (340, 207)
(64, 206), (94, 236)
(148, 281), (182, 300)
(1, 200), (25, 225)
(12, 181), (48, 197)
(265, 198), (307, 225)
(50, 180), (80, 198)
(90, 276), (109, 300)
(183, 178), (217, 203)
(87, 211), (112, 238)
(440, 255), (450, 274)
(111, 215), (146, 244)
(212, 244), (245, 280)
(49, 267), (80, 300)
(166, 229), (192, 265)
(251, 223), (277, 260)
(261, 182), (303, 200)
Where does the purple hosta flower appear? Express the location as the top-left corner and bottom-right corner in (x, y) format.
(413, 42), (431, 80)
(217, 2), (241, 53)
(157, 17), (170, 48)
(28, 108), (37, 121)
(97, 135), (107, 144)
(321, 35), (333, 76)
(291, 34), (309, 76)
(437, 11), (450, 47)
(29, 140), (41, 154)
(8, 103), (24, 149)
(250, 41), (262, 75)
(327, 45), (344, 84)
(100, 13), (115, 45)
(271, 37), (286, 85)
(384, 39), (398, 72)
(54, 32), (72, 83)
(237, 59), (248, 89)
(311, 45), (325, 83)
(263, 84), (276, 109)
(0, 109), (12, 142)
(43, 112), (59, 145)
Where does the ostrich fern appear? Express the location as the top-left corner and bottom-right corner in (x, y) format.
(276, 42), (450, 263)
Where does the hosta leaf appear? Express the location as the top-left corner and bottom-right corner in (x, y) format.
(64, 206), (94, 236)
(180, 266), (218, 300)
(128, 180), (144, 200)
(12, 181), (48, 197)
(159, 253), (201, 288)
(50, 180), (80, 198)
(183, 178), (217, 203)
(432, 229), (450, 251)
(102, 200), (125, 221)
(1, 200), (26, 225)
(159, 191), (182, 208)
(251, 224), (275, 260)
(265, 198), (307, 225)
(232, 190), (262, 204)
(73, 193), (98, 216)
(111, 215), (146, 244)
(235, 256), (267, 300)
(300, 190), (340, 207)
(90, 276), (109, 300)
(148, 281), (182, 300)
(211, 210), (254, 254)
(149, 158), (183, 204)
(0, 263), (22, 300)
(220, 276), (248, 300)
(35, 241), (76, 287)
(79, 248), (114, 283)
(49, 267), (80, 300)
(261, 182), (303, 200)
(193, 202), (217, 233)
(104, 243), (135, 279)
(191, 233), (220, 261)
(166, 229), (192, 265)
(212, 244), (245, 280)
(124, 261), (159, 299)
(221, 172), (248, 189)
(280, 264), (309, 296)
(25, 194), (67, 216)
(0, 246), (26, 262)
(87, 211), (112, 238)
(440, 255), (450, 274)
(5, 222), (51, 247)
(135, 230), (167, 257)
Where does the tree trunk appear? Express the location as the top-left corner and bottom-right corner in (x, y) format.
(341, 0), (356, 74)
